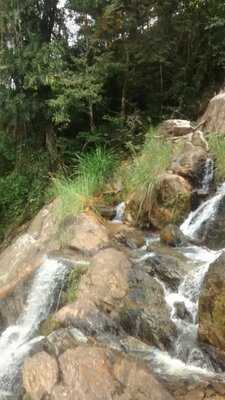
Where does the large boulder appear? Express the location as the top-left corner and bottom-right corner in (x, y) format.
(158, 119), (193, 137)
(194, 195), (225, 250)
(55, 247), (176, 349)
(23, 345), (175, 400)
(200, 92), (225, 134)
(171, 144), (208, 187)
(150, 173), (192, 229)
(199, 253), (225, 352)
(119, 270), (176, 349)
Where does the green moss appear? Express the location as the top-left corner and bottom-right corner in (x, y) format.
(38, 314), (62, 336)
(64, 266), (89, 304)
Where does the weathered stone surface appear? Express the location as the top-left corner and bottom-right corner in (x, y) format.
(150, 173), (192, 229)
(119, 271), (176, 350)
(158, 119), (193, 137)
(200, 92), (225, 134)
(23, 351), (58, 400)
(50, 345), (175, 400)
(55, 248), (130, 333)
(171, 146), (208, 186)
(106, 222), (145, 249)
(143, 253), (186, 290)
(199, 253), (225, 352)
(62, 212), (110, 255)
(198, 195), (225, 250)
(160, 224), (189, 247)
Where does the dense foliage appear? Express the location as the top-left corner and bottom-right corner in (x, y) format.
(1, 0), (225, 240)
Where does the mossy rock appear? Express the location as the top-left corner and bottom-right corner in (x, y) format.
(39, 314), (62, 336)
(63, 265), (89, 304)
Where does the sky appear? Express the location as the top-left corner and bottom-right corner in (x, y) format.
(58, 0), (78, 43)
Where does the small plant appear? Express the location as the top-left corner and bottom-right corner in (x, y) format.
(52, 147), (117, 221)
(208, 133), (225, 182)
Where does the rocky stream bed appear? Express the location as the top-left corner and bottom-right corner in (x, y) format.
(1, 122), (225, 399)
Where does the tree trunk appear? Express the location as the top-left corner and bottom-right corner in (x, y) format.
(89, 102), (95, 133)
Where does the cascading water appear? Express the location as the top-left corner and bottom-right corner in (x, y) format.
(112, 202), (126, 223)
(181, 182), (225, 239)
(145, 183), (225, 381)
(200, 158), (214, 194)
(0, 257), (67, 397)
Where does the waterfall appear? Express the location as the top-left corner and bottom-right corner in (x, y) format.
(145, 183), (225, 380)
(0, 257), (67, 396)
(112, 202), (126, 223)
(201, 158), (214, 194)
(181, 182), (225, 239)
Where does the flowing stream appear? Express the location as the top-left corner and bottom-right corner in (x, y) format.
(146, 173), (225, 381)
(1, 161), (225, 395)
(0, 257), (67, 397)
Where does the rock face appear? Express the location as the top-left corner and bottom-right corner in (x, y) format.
(198, 196), (225, 250)
(24, 345), (175, 400)
(150, 173), (192, 229)
(23, 351), (58, 399)
(55, 247), (176, 349)
(158, 119), (193, 137)
(199, 253), (225, 352)
(200, 92), (225, 134)
(171, 144), (208, 186)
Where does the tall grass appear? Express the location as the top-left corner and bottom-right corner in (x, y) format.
(53, 148), (117, 219)
(121, 129), (172, 220)
(208, 134), (225, 182)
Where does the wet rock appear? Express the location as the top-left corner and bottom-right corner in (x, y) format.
(160, 224), (189, 247)
(106, 223), (145, 249)
(198, 195), (225, 250)
(150, 173), (192, 229)
(174, 302), (193, 323)
(119, 270), (176, 350)
(23, 351), (58, 400)
(50, 345), (175, 400)
(158, 119), (193, 137)
(199, 252), (225, 352)
(143, 253), (185, 290)
(95, 205), (116, 220)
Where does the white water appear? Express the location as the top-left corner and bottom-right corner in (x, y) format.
(112, 202), (126, 223)
(146, 182), (225, 380)
(201, 158), (214, 194)
(181, 182), (225, 239)
(0, 257), (67, 395)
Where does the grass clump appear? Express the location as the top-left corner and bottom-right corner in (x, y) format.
(208, 134), (225, 182)
(53, 147), (117, 220)
(121, 129), (172, 221)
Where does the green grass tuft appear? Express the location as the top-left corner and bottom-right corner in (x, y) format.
(208, 134), (225, 182)
(120, 129), (172, 220)
(52, 148), (117, 220)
